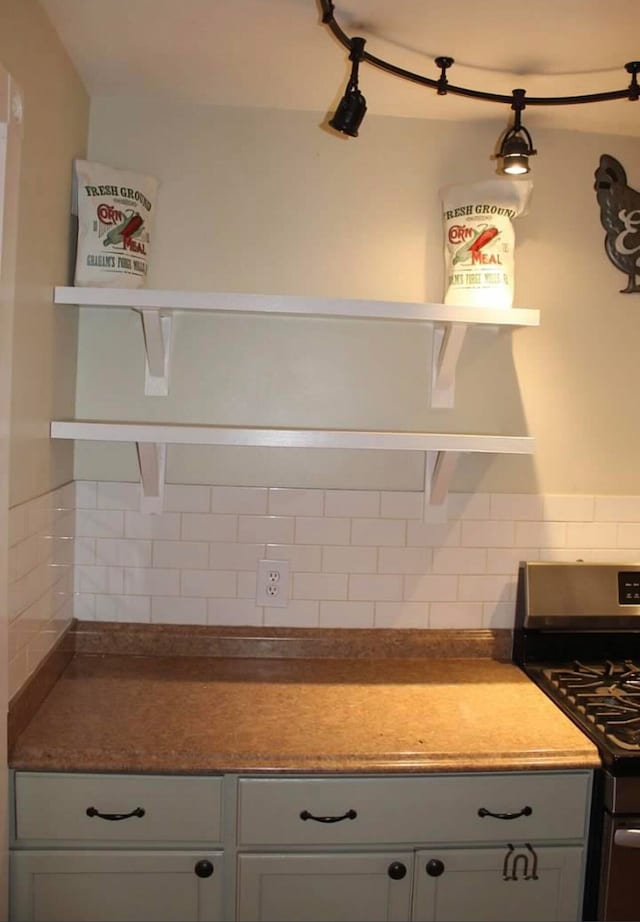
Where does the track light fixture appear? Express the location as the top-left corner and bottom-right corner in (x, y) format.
(329, 36), (367, 137)
(497, 90), (536, 175)
(320, 0), (640, 173)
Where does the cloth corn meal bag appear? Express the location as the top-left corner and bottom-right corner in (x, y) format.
(72, 159), (159, 287)
(440, 179), (532, 308)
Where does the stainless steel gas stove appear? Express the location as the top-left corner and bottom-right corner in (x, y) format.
(514, 562), (640, 922)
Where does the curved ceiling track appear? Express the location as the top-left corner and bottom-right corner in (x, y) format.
(319, 0), (640, 108)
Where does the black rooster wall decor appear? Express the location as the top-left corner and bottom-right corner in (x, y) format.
(594, 154), (640, 293)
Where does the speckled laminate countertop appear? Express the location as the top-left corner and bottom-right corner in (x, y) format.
(8, 623), (599, 774)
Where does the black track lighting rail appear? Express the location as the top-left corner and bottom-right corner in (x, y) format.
(320, 0), (640, 108)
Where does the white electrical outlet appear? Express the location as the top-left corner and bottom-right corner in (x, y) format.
(256, 558), (290, 607)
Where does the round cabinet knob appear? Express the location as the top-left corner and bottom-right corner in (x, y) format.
(426, 858), (445, 877)
(194, 859), (214, 878)
(387, 861), (407, 880)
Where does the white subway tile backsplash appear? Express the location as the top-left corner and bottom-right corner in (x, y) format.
(208, 598), (263, 626)
(125, 511), (181, 540)
(378, 546), (430, 574)
(181, 569), (237, 598)
(380, 492), (423, 519)
(374, 601), (429, 628)
(76, 566), (123, 595)
(75, 481), (97, 509)
(210, 486), (268, 515)
(267, 544), (322, 571)
(458, 574), (515, 603)
(406, 520), (461, 547)
(295, 516), (350, 546)
(461, 521), (515, 548)
(323, 546), (377, 574)
(124, 568), (181, 597)
(164, 484), (211, 513)
(514, 522), (567, 548)
(430, 602), (483, 628)
(237, 571), (258, 599)
(294, 572), (348, 600)
(152, 596), (207, 624)
(325, 490), (379, 518)
(14, 482), (640, 699)
(404, 574), (458, 602)
(97, 482), (140, 511)
(96, 538), (152, 568)
(182, 513), (238, 542)
(349, 574), (403, 602)
(432, 548), (486, 574)
(482, 601), (516, 628)
(95, 594), (150, 622)
(448, 493), (491, 520)
(152, 540), (209, 570)
(319, 601), (374, 628)
(351, 518), (406, 547)
(76, 509), (124, 539)
(237, 515), (293, 544)
(490, 493), (543, 521)
(209, 542), (265, 571)
(486, 547), (539, 574)
(617, 524), (640, 549)
(542, 495), (594, 522)
(595, 496), (640, 522)
(264, 600), (319, 627)
(566, 522), (618, 548)
(268, 488), (323, 516)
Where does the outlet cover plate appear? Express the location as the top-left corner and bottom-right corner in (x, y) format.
(256, 558), (290, 607)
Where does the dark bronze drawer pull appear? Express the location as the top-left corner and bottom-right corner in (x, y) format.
(299, 809), (357, 824)
(478, 805), (532, 820)
(86, 806), (146, 821)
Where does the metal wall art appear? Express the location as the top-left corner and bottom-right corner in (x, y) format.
(594, 154), (640, 293)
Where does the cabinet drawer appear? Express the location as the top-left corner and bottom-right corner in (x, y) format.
(14, 772), (223, 845)
(237, 772), (591, 846)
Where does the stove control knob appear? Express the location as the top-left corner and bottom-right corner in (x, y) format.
(387, 861), (407, 880)
(426, 858), (445, 877)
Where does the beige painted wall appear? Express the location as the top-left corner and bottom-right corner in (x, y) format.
(76, 98), (640, 495)
(0, 0), (88, 507)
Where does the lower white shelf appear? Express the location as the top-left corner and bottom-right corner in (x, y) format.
(50, 420), (534, 518)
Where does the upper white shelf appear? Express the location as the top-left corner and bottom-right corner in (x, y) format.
(54, 286), (539, 325)
(54, 286), (540, 407)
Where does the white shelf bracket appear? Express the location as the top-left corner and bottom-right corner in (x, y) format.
(136, 442), (166, 514)
(431, 322), (468, 409)
(423, 450), (460, 522)
(139, 309), (173, 396)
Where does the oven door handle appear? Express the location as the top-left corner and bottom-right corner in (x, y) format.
(614, 829), (640, 848)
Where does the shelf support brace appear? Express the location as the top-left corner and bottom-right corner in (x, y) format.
(139, 309), (173, 396)
(136, 442), (166, 514)
(423, 450), (460, 521)
(431, 322), (468, 409)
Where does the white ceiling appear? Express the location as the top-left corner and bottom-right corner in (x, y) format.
(40, 0), (640, 136)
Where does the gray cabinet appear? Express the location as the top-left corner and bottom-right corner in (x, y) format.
(412, 846), (584, 922)
(10, 773), (225, 922)
(11, 851), (224, 922)
(237, 852), (413, 922)
(10, 770), (592, 922)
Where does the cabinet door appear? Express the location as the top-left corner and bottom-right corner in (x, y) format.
(237, 851), (413, 922)
(10, 850), (224, 922)
(412, 846), (584, 922)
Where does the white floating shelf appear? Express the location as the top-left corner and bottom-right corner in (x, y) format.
(55, 287), (539, 407)
(51, 420), (534, 519)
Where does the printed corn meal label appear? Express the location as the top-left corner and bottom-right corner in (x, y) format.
(72, 160), (159, 287)
(440, 179), (532, 308)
